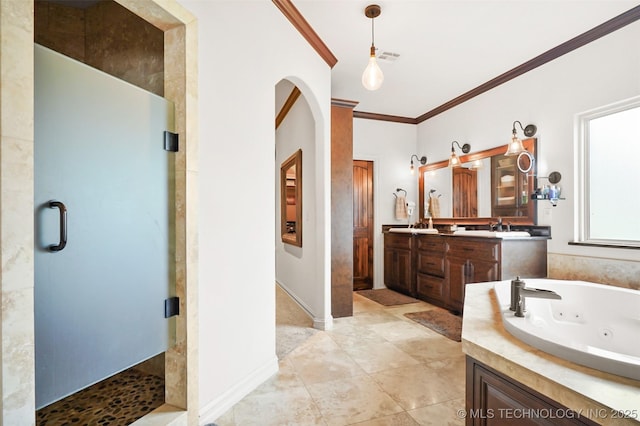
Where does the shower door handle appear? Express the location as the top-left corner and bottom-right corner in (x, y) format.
(48, 200), (67, 252)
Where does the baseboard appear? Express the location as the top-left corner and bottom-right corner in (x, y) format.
(313, 315), (333, 330)
(276, 281), (333, 330)
(198, 356), (278, 425)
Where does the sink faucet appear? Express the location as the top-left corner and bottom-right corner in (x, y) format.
(491, 217), (503, 232)
(510, 277), (561, 317)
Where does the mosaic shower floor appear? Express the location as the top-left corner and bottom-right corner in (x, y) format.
(36, 367), (164, 425)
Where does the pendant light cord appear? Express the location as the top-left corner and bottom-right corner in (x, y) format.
(371, 15), (375, 47)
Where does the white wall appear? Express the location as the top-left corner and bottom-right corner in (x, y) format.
(353, 119), (418, 288)
(275, 89), (324, 325)
(181, 1), (332, 421)
(417, 20), (640, 279)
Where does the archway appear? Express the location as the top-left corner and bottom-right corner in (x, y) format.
(274, 78), (332, 344)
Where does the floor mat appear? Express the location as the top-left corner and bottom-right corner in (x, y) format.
(356, 288), (420, 306)
(405, 308), (462, 342)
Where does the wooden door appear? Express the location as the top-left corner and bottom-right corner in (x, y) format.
(452, 167), (478, 217)
(353, 160), (374, 290)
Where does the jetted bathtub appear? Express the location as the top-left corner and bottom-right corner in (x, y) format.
(494, 278), (640, 381)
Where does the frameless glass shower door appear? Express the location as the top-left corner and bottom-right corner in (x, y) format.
(34, 44), (175, 409)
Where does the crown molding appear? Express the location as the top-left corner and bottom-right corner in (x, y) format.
(353, 111), (416, 124)
(272, 0), (338, 69)
(275, 3), (640, 125)
(331, 98), (359, 109)
(415, 4), (640, 123)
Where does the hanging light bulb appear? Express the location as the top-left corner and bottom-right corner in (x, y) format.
(362, 46), (384, 90)
(362, 5), (384, 91)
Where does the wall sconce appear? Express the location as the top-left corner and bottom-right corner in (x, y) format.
(506, 120), (537, 156)
(361, 4), (384, 91)
(410, 154), (427, 175)
(448, 141), (471, 168)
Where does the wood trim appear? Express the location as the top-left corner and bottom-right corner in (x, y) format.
(331, 98), (359, 108)
(275, 86), (301, 129)
(274, 3), (640, 125)
(272, 0), (338, 68)
(353, 110), (417, 124)
(418, 139), (536, 224)
(415, 5), (640, 123)
(280, 149), (303, 247)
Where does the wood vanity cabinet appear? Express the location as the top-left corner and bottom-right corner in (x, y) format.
(384, 232), (547, 312)
(416, 235), (447, 303)
(446, 239), (500, 312)
(466, 357), (598, 426)
(383, 232), (416, 297)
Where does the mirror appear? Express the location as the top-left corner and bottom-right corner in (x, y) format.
(419, 138), (537, 224)
(281, 149), (302, 246)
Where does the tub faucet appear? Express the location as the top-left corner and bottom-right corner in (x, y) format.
(513, 284), (562, 317)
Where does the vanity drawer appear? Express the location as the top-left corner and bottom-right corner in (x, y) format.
(448, 239), (499, 262)
(384, 232), (413, 250)
(416, 235), (446, 252)
(417, 273), (444, 301)
(417, 251), (445, 276)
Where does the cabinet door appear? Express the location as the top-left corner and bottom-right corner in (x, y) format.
(395, 248), (414, 295)
(447, 257), (499, 311)
(491, 153), (535, 219)
(467, 358), (597, 426)
(383, 248), (395, 286)
(446, 257), (468, 311)
(384, 248), (413, 296)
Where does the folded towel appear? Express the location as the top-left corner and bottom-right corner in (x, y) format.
(428, 196), (441, 218)
(395, 195), (408, 220)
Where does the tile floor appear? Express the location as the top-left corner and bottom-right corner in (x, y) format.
(214, 289), (466, 426)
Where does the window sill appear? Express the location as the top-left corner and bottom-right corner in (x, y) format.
(569, 241), (640, 250)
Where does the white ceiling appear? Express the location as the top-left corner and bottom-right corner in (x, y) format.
(294, 0), (639, 118)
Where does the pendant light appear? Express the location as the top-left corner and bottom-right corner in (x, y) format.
(362, 4), (384, 91)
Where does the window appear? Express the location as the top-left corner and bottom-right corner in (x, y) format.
(576, 96), (640, 248)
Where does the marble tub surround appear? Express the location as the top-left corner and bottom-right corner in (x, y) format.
(462, 282), (640, 425)
(549, 253), (640, 291)
(215, 293), (466, 425)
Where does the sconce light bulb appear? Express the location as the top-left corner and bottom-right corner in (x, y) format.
(505, 135), (526, 156)
(410, 163), (415, 175)
(449, 152), (460, 168)
(362, 53), (384, 91)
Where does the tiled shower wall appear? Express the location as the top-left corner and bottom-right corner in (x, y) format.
(2, 0), (198, 422)
(35, 0), (164, 97)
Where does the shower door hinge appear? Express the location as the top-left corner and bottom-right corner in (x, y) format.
(164, 131), (179, 152)
(164, 297), (180, 318)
